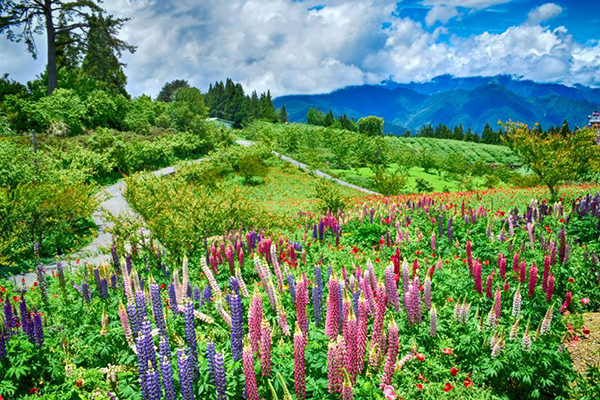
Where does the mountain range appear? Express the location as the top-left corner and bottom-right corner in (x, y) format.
(273, 75), (600, 134)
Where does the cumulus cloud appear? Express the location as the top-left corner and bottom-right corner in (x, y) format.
(423, 0), (510, 26)
(0, 0), (598, 97)
(526, 3), (563, 25)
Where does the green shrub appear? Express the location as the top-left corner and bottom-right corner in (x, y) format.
(123, 95), (156, 134)
(84, 89), (125, 128)
(358, 115), (384, 136)
(313, 178), (346, 213)
(371, 164), (407, 195)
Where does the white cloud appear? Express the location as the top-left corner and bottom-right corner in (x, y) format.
(423, 0), (511, 26)
(526, 3), (563, 25)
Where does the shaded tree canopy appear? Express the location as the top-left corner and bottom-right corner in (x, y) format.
(157, 79), (190, 102)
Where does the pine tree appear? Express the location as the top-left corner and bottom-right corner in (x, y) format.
(157, 79), (190, 102)
(324, 110), (335, 127)
(279, 105), (289, 123)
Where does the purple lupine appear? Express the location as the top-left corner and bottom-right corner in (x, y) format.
(150, 284), (167, 335)
(0, 333), (6, 358)
(206, 341), (216, 383)
(32, 311), (44, 347)
(248, 288), (263, 354)
(287, 273), (297, 303)
(214, 352), (227, 400)
(260, 320), (272, 376)
(230, 294), (244, 362)
(57, 261), (67, 296)
(384, 266), (401, 311)
(127, 302), (140, 339)
(542, 254), (550, 292)
(168, 284), (179, 316)
(243, 341), (260, 400)
(294, 325), (307, 400)
(183, 301), (198, 376)
(325, 276), (340, 339)
(125, 253), (133, 275)
(135, 291), (147, 326)
(410, 277), (423, 324)
(146, 364), (161, 400)
(200, 285), (212, 308)
(19, 295), (31, 337)
(110, 274), (117, 290)
(82, 282), (91, 303)
(528, 263), (538, 298)
(94, 268), (102, 294)
(159, 337), (176, 400)
(313, 285), (322, 327)
(447, 217), (453, 242)
(35, 263), (48, 303)
(100, 278), (109, 300)
(402, 261), (410, 295)
(177, 348), (194, 400)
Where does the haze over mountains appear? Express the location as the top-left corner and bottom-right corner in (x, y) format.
(273, 75), (600, 134)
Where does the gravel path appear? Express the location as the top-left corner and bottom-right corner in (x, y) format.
(10, 140), (377, 287)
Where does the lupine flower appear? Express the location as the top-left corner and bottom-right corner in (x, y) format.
(486, 273), (493, 299)
(150, 284), (166, 335)
(214, 352), (227, 400)
(146, 364), (161, 400)
(294, 326), (307, 400)
(474, 260), (483, 295)
(32, 311), (44, 347)
(126, 302), (139, 339)
(177, 348), (194, 400)
(430, 305), (438, 337)
(356, 294), (368, 374)
(401, 261), (410, 295)
(243, 341), (260, 400)
(135, 291), (147, 326)
(35, 263), (48, 303)
(519, 260), (527, 283)
(312, 285), (322, 327)
(325, 276), (340, 339)
(206, 341), (216, 383)
(277, 301), (291, 336)
(159, 337), (176, 400)
(546, 275), (555, 302)
(183, 301), (198, 378)
(542, 254), (550, 292)
(381, 320), (399, 387)
(499, 253), (506, 281)
(229, 294), (243, 362)
(512, 287), (522, 318)
(82, 282), (91, 303)
(509, 318), (520, 340)
(373, 284), (387, 349)
(522, 324), (532, 352)
(0, 333), (6, 359)
(296, 276), (309, 335)
(214, 296), (232, 326)
(248, 288), (263, 354)
(384, 266), (401, 311)
(494, 289), (502, 320)
(342, 371), (354, 400)
(541, 306), (554, 335)
(328, 336), (346, 394)
(260, 320), (272, 376)
(560, 291), (572, 313)
(344, 312), (358, 383)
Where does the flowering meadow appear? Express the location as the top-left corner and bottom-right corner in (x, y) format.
(1, 184), (600, 399)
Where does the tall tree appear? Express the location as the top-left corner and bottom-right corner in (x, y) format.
(157, 79), (190, 102)
(279, 105), (288, 123)
(1, 1), (132, 95)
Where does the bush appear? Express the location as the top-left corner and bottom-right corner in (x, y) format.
(371, 164), (407, 195)
(123, 95), (157, 134)
(84, 89), (127, 128)
(358, 115), (384, 136)
(22, 89), (87, 135)
(313, 178), (346, 213)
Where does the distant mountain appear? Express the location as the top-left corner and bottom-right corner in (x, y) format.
(273, 75), (600, 134)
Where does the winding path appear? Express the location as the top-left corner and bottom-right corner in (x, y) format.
(11, 140), (378, 287)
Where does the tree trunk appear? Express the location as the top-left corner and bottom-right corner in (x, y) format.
(44, 0), (57, 95)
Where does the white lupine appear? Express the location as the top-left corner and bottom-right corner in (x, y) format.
(509, 319), (520, 340)
(512, 287), (522, 318)
(201, 257), (222, 298)
(235, 267), (250, 298)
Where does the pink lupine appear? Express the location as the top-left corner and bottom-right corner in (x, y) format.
(546, 275), (555, 302)
(294, 325), (306, 400)
(270, 244), (285, 292)
(242, 341), (260, 400)
(384, 266), (401, 311)
(474, 260), (483, 295)
(372, 284), (387, 350)
(260, 320), (272, 376)
(466, 239), (473, 274)
(344, 312), (358, 383)
(512, 252), (520, 273)
(248, 288), (263, 353)
(381, 320), (399, 387)
(361, 273), (376, 314)
(499, 253), (506, 281)
(542, 254), (550, 292)
(520, 260), (527, 283)
(278, 304), (291, 336)
(486, 273), (493, 299)
(118, 302), (133, 345)
(368, 342), (381, 370)
(325, 276), (340, 339)
(528, 263), (538, 298)
(342, 371), (354, 400)
(296, 276), (309, 335)
(430, 304), (438, 337)
(431, 233), (436, 252)
(356, 294), (369, 374)
(342, 291), (352, 336)
(328, 336), (346, 394)
(494, 288), (502, 320)
(560, 291), (572, 313)
(423, 275), (432, 312)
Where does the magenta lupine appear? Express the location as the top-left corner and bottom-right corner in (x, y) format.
(242, 341), (260, 400)
(431, 233), (436, 252)
(342, 371), (354, 400)
(411, 276), (422, 324)
(381, 320), (399, 387)
(430, 304), (438, 336)
(474, 260), (483, 295)
(499, 253), (506, 281)
(401, 261), (410, 295)
(372, 284), (387, 351)
(467, 239), (473, 275)
(384, 266), (401, 311)
(528, 263), (538, 298)
(325, 276), (340, 339)
(560, 291), (572, 313)
(356, 294), (368, 374)
(546, 275), (555, 302)
(494, 288), (502, 320)
(513, 252), (520, 273)
(486, 273), (493, 299)
(248, 288), (263, 354)
(260, 320), (272, 376)
(296, 276), (309, 335)
(294, 326), (307, 400)
(423, 275), (432, 312)
(343, 312), (358, 382)
(542, 254), (551, 292)
(328, 337), (346, 394)
(520, 260), (527, 283)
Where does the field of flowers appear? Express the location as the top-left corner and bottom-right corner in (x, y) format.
(1, 183), (600, 399)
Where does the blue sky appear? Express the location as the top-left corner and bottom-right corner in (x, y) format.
(1, 0), (599, 97)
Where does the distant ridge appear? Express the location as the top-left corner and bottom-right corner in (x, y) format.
(273, 75), (600, 134)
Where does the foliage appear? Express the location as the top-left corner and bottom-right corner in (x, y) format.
(503, 122), (600, 200)
(312, 178), (346, 213)
(358, 115), (384, 136)
(371, 164), (407, 195)
(157, 79), (190, 102)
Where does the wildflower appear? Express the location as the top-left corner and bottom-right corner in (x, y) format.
(583, 327), (591, 335)
(383, 385), (398, 399)
(294, 326), (307, 400)
(416, 383), (424, 390)
(528, 263), (538, 298)
(248, 288), (263, 354)
(443, 382), (454, 392)
(581, 298), (590, 305)
(416, 353), (426, 362)
(242, 341), (260, 400)
(560, 291), (572, 313)
(464, 377), (474, 388)
(450, 367), (459, 376)
(443, 348), (453, 355)
(260, 320), (272, 376)
(512, 287), (522, 318)
(381, 320), (399, 386)
(430, 305), (438, 337)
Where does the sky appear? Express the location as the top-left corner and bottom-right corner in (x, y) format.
(1, 0), (599, 97)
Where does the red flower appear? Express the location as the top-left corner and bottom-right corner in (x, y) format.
(464, 377), (474, 387)
(416, 353), (426, 361)
(442, 348), (453, 355)
(30, 388), (39, 394)
(568, 277), (575, 283)
(416, 383), (424, 390)
(160, 283), (166, 290)
(418, 374), (427, 382)
(416, 250), (423, 255)
(33, 282), (38, 287)
(443, 383), (454, 392)
(76, 379), (84, 388)
(581, 298), (590, 305)
(483, 260), (489, 265)
(583, 328), (591, 335)
(375, 258), (381, 263)
(450, 367), (459, 377)
(446, 297), (454, 302)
